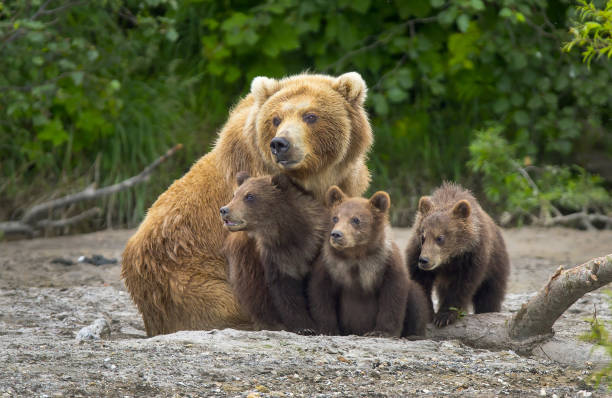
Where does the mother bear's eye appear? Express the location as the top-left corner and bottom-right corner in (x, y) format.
(245, 193), (255, 202)
(302, 113), (318, 124)
(272, 117), (281, 127)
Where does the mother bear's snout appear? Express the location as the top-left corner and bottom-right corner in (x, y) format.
(270, 137), (290, 156)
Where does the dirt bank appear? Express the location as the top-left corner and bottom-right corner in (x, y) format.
(1, 227), (611, 397)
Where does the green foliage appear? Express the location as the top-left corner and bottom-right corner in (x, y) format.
(1, 0), (611, 229)
(448, 306), (467, 319)
(0, 0), (208, 226)
(564, 0), (612, 66)
(469, 127), (612, 225)
(581, 290), (612, 389)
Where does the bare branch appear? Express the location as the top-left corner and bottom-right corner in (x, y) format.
(322, 15), (439, 73)
(21, 144), (183, 224)
(0, 221), (35, 237)
(543, 212), (612, 228)
(36, 207), (101, 229)
(511, 160), (539, 196)
(509, 254), (612, 340)
(1, 0), (81, 49)
(38, 1), (84, 16)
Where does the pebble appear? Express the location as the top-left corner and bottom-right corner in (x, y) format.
(75, 318), (111, 341)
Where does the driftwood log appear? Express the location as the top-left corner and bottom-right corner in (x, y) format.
(424, 253), (612, 354)
(0, 144), (182, 237)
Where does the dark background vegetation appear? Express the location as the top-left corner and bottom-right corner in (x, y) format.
(1, 0), (610, 233)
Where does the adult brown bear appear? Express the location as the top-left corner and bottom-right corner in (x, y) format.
(121, 72), (373, 336)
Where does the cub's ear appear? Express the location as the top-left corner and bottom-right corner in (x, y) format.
(418, 196), (434, 216)
(452, 199), (471, 219)
(271, 173), (291, 191)
(333, 72), (367, 105)
(369, 191), (390, 213)
(325, 186), (346, 208)
(251, 76), (281, 104)
(236, 171), (250, 186)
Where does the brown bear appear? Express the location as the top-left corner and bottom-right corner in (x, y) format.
(121, 72), (372, 336)
(405, 182), (510, 327)
(309, 186), (430, 337)
(220, 172), (328, 333)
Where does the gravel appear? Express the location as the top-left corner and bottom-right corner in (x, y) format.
(0, 287), (609, 397)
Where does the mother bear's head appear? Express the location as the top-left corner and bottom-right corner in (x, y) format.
(247, 72), (372, 182)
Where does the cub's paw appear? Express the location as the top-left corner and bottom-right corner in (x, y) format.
(295, 328), (316, 336)
(433, 310), (459, 327)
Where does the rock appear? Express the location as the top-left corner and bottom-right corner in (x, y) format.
(75, 318), (111, 341)
(50, 258), (74, 266)
(77, 255), (117, 266)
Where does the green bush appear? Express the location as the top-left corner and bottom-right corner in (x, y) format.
(1, 0), (611, 229)
(469, 126), (611, 226)
(564, 0), (612, 65)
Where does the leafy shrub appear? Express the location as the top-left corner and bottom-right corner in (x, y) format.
(468, 127), (611, 226)
(564, 0), (612, 65)
(1, 0), (611, 229)
(581, 290), (612, 389)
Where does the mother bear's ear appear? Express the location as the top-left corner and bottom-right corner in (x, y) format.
(251, 76), (281, 105)
(333, 72), (367, 106)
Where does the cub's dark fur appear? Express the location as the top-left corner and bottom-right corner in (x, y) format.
(406, 182), (510, 327)
(221, 172), (328, 333)
(309, 186), (430, 337)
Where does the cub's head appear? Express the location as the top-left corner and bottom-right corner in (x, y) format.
(324, 185), (390, 251)
(250, 72), (371, 178)
(220, 172), (293, 232)
(416, 196), (477, 271)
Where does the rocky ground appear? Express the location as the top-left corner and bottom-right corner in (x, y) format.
(1, 227), (611, 397)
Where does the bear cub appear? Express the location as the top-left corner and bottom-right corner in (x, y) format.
(220, 172), (328, 334)
(406, 182), (510, 327)
(309, 186), (429, 337)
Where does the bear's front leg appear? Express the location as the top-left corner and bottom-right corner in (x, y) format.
(308, 263), (341, 335)
(434, 268), (481, 327)
(267, 271), (317, 334)
(372, 263), (409, 337)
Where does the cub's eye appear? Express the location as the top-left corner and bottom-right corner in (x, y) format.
(244, 193), (255, 202)
(435, 235), (445, 245)
(332, 216), (339, 223)
(421, 234), (425, 244)
(272, 117), (281, 127)
(351, 217), (360, 225)
(302, 113), (318, 124)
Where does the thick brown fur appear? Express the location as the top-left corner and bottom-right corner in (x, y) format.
(121, 72), (373, 336)
(220, 173), (328, 333)
(309, 187), (429, 337)
(406, 182), (510, 327)
(222, 231), (282, 330)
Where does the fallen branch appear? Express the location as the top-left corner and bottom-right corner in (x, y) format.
(424, 253), (612, 354)
(0, 144), (182, 237)
(543, 211), (612, 229)
(22, 144), (182, 224)
(0, 221), (35, 237)
(36, 207), (101, 229)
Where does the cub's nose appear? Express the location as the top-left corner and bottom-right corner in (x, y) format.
(331, 230), (343, 240)
(270, 137), (290, 155)
(219, 206), (229, 216)
(418, 256), (429, 266)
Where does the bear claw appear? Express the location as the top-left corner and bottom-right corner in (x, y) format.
(433, 310), (459, 328)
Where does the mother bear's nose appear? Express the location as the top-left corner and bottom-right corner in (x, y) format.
(270, 137), (290, 155)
